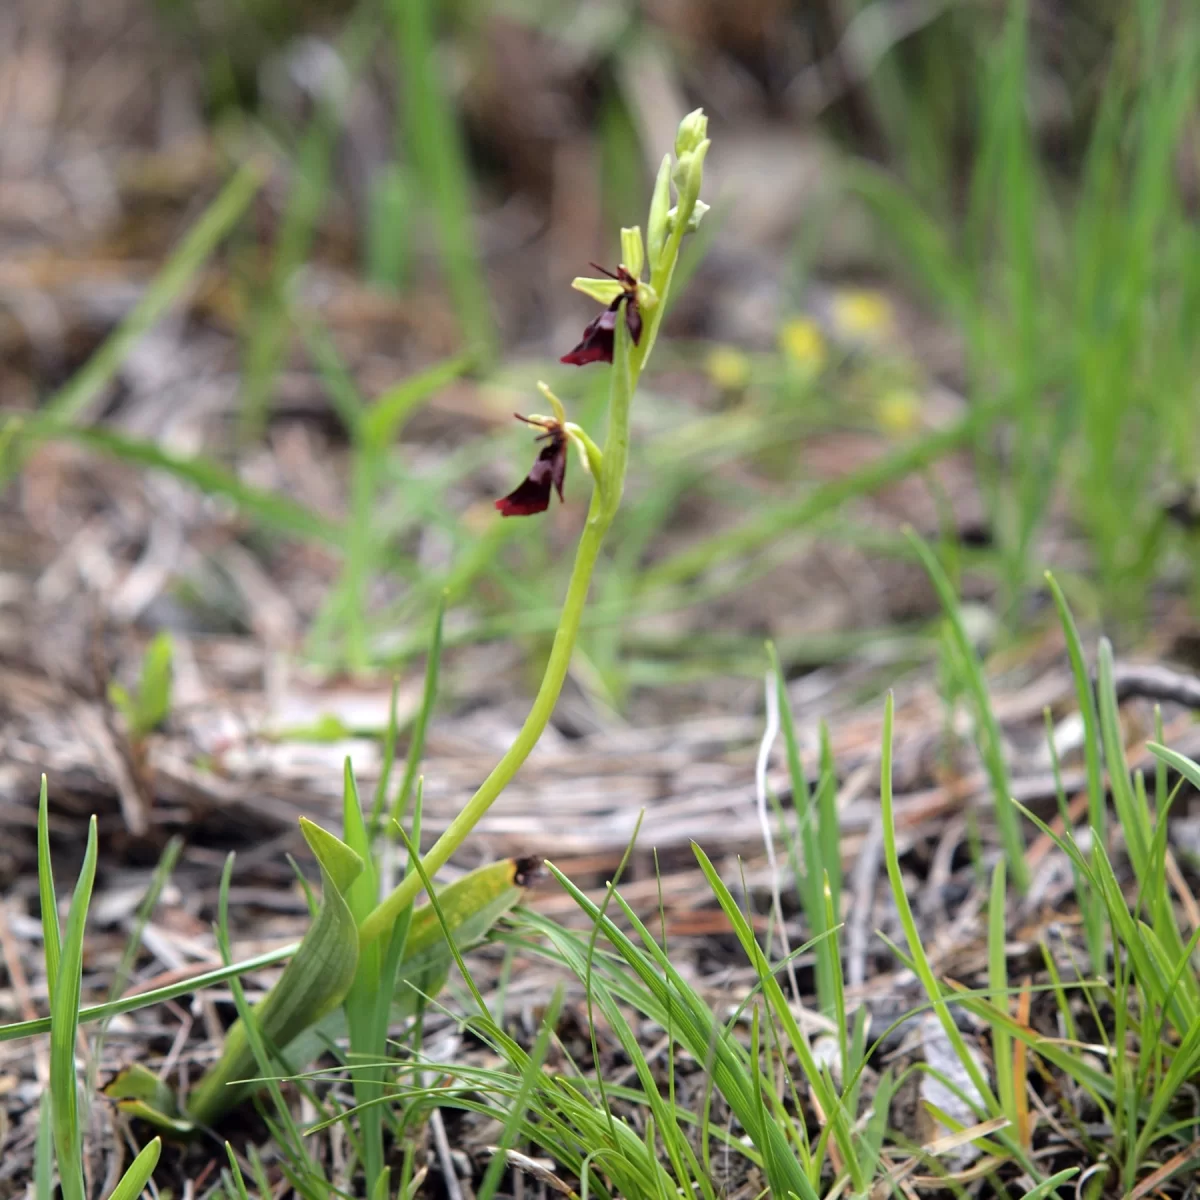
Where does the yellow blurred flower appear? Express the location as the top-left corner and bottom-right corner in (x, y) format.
(705, 345), (751, 391)
(778, 317), (827, 373)
(831, 289), (894, 341)
(875, 387), (922, 436)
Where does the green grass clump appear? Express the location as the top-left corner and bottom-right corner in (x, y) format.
(325, 574), (1200, 1200)
(850, 0), (1200, 624)
(11, 560), (1200, 1198)
(35, 778), (164, 1200)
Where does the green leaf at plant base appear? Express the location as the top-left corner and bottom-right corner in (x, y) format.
(393, 853), (536, 1012)
(184, 819), (363, 1127)
(141, 852), (531, 1136)
(275, 855), (535, 1078)
(106, 1064), (194, 1137)
(337, 758), (385, 1190)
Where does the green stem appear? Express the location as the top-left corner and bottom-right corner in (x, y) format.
(359, 484), (608, 947)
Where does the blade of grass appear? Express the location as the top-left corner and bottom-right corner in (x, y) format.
(1096, 638), (1151, 877)
(240, 5), (379, 438)
(544, 861), (821, 1200)
(1045, 571), (1106, 970)
(388, 595), (444, 830)
(49, 816), (98, 1200)
(988, 860), (1015, 1123)
(767, 644), (834, 1014)
(27, 161), (262, 435)
(0, 944), (302, 1042)
(475, 988), (564, 1200)
(106, 1138), (162, 1200)
(907, 528), (1029, 891)
(21, 420), (339, 543)
(393, 0), (495, 360)
(640, 402), (1000, 591)
(879, 693), (1003, 1117)
(36, 776), (61, 1001)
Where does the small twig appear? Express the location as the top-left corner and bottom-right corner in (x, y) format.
(1127, 1138), (1200, 1200)
(1165, 848), (1200, 934)
(483, 1148), (577, 1198)
(429, 1106), (465, 1200)
(847, 821), (882, 992)
(0, 900), (51, 1087)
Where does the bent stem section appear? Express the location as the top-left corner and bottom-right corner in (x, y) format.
(360, 335), (627, 948)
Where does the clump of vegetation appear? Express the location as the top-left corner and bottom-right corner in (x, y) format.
(4, 2), (1200, 1198)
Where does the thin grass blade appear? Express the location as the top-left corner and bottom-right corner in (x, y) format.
(49, 815), (99, 1200)
(104, 1138), (161, 1200)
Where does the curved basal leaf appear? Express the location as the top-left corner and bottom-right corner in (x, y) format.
(391, 856), (535, 1016)
(106, 1064), (194, 1136)
(277, 857), (535, 1071)
(185, 820), (363, 1127)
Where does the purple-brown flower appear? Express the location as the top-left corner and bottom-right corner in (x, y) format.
(561, 264), (643, 366)
(495, 414), (568, 517)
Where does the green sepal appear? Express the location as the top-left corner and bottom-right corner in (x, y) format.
(571, 277), (624, 305)
(536, 382), (567, 427)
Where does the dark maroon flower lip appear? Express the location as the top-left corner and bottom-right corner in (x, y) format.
(561, 264), (643, 367)
(495, 414), (568, 517)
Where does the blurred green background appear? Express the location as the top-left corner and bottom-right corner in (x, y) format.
(2, 0), (1199, 711)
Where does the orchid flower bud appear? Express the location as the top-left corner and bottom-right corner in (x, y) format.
(646, 155), (672, 274)
(674, 108), (709, 158)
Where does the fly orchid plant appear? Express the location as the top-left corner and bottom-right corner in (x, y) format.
(4, 113), (711, 1153)
(357, 108), (711, 947)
